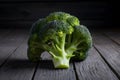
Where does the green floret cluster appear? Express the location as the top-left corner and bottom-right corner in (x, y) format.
(27, 12), (92, 68)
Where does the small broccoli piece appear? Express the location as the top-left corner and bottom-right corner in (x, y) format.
(27, 12), (92, 68)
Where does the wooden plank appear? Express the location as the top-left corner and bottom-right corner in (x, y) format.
(0, 38), (37, 80)
(0, 29), (11, 40)
(74, 47), (118, 80)
(33, 52), (76, 80)
(0, 29), (28, 66)
(104, 31), (120, 45)
(93, 32), (120, 78)
(0, 29), (28, 46)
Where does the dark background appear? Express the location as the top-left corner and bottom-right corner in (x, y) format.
(0, 0), (114, 30)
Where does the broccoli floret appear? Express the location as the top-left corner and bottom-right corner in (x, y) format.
(67, 25), (92, 60)
(27, 12), (92, 68)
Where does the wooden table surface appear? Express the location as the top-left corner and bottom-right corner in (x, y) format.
(0, 29), (120, 80)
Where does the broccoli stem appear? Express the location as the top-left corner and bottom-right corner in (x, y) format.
(60, 34), (66, 52)
(52, 53), (70, 68)
(49, 34), (72, 68)
(51, 48), (74, 68)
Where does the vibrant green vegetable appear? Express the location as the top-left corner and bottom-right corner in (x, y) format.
(27, 12), (92, 68)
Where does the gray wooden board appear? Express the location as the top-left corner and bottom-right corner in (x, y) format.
(104, 31), (120, 45)
(0, 29), (11, 40)
(0, 29), (28, 46)
(93, 33), (120, 77)
(74, 47), (118, 80)
(0, 29), (28, 66)
(0, 29), (119, 80)
(33, 52), (76, 80)
(0, 38), (37, 80)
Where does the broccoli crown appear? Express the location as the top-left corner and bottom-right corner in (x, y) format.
(27, 12), (92, 68)
(46, 12), (80, 27)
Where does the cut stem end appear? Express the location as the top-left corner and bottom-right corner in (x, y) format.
(52, 56), (70, 69)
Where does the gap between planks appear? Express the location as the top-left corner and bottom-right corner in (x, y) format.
(0, 30), (119, 80)
(92, 32), (120, 79)
(103, 31), (120, 45)
(0, 29), (29, 67)
(0, 36), (37, 80)
(73, 47), (118, 80)
(32, 52), (77, 80)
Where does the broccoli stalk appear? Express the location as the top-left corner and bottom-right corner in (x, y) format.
(48, 34), (73, 68)
(42, 33), (76, 68)
(27, 12), (92, 68)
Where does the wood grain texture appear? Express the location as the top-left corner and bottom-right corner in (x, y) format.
(0, 38), (36, 80)
(93, 33), (120, 78)
(74, 47), (118, 80)
(104, 31), (120, 45)
(0, 29), (28, 66)
(0, 29), (11, 38)
(0, 29), (119, 80)
(33, 52), (76, 80)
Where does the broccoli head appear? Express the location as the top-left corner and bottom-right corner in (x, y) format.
(27, 12), (92, 68)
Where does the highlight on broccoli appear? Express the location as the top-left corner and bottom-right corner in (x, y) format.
(27, 12), (92, 68)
